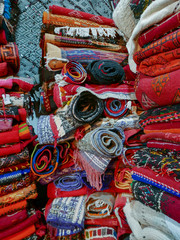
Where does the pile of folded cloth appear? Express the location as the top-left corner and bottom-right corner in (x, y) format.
(0, 6), (47, 239)
(114, 0), (180, 239)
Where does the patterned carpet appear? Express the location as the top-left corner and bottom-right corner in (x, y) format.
(11, 0), (115, 79)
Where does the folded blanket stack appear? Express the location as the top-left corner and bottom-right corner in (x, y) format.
(112, 1), (180, 239)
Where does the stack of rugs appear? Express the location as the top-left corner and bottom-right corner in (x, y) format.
(27, 1), (180, 240)
(0, 4), (47, 239)
(113, 0), (180, 240)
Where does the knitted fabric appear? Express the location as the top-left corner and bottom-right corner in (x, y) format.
(85, 192), (115, 219)
(124, 200), (180, 240)
(126, 0), (180, 72)
(86, 60), (125, 85)
(132, 181), (180, 223)
(138, 11), (180, 47)
(46, 196), (86, 236)
(85, 227), (117, 239)
(130, 0), (154, 20)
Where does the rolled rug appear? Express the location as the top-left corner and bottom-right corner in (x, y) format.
(124, 200), (180, 240)
(132, 181), (180, 223)
(53, 172), (83, 191)
(85, 227), (117, 240)
(46, 196), (86, 236)
(78, 126), (125, 158)
(85, 192), (115, 219)
(86, 60), (125, 85)
(31, 144), (62, 177)
(135, 69), (180, 110)
(104, 98), (129, 118)
(49, 5), (116, 27)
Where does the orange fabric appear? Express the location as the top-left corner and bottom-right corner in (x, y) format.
(43, 11), (113, 28)
(0, 200), (27, 217)
(4, 224), (36, 240)
(144, 129), (180, 134)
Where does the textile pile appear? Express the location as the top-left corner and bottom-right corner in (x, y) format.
(0, 2), (47, 240)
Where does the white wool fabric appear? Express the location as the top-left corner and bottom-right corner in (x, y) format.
(126, 0), (180, 73)
(113, 0), (136, 41)
(123, 200), (180, 240)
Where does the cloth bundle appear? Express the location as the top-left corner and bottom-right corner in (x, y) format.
(46, 196), (86, 236)
(132, 181), (180, 223)
(85, 192), (115, 219)
(124, 200), (180, 240)
(86, 60), (125, 85)
(0, 42), (20, 76)
(104, 98), (129, 119)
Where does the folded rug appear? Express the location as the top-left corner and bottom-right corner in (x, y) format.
(104, 98), (129, 118)
(140, 132), (180, 144)
(0, 199), (27, 217)
(124, 200), (180, 240)
(138, 11), (180, 47)
(0, 209), (28, 230)
(143, 120), (180, 134)
(135, 69), (180, 110)
(139, 104), (180, 128)
(146, 140), (180, 151)
(132, 181), (180, 223)
(0, 161), (30, 174)
(46, 196), (86, 236)
(0, 42), (20, 74)
(4, 224), (36, 240)
(49, 5), (116, 27)
(0, 147), (29, 169)
(85, 227), (117, 240)
(132, 167), (180, 198)
(85, 192), (115, 219)
(86, 60), (125, 85)
(45, 44), (128, 71)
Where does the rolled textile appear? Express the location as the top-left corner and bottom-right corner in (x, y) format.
(124, 200), (180, 240)
(132, 147), (180, 179)
(57, 61), (87, 84)
(0, 174), (33, 196)
(138, 11), (180, 47)
(104, 98), (129, 118)
(0, 183), (37, 208)
(130, 0), (154, 20)
(43, 12), (114, 28)
(46, 196), (86, 236)
(74, 150), (112, 190)
(0, 161), (30, 174)
(4, 225), (36, 240)
(85, 192), (115, 219)
(139, 104), (180, 128)
(78, 126), (125, 158)
(84, 227), (117, 240)
(0, 118), (13, 132)
(135, 70), (180, 110)
(31, 144), (61, 177)
(0, 199), (28, 217)
(0, 211), (41, 239)
(131, 167), (180, 198)
(45, 43), (128, 71)
(134, 28), (180, 65)
(138, 48), (180, 76)
(132, 181), (180, 223)
(0, 42), (20, 74)
(49, 5), (116, 27)
(0, 147), (29, 169)
(86, 60), (125, 85)
(53, 172), (83, 191)
(141, 132), (180, 144)
(0, 168), (31, 186)
(0, 209), (28, 230)
(44, 33), (126, 53)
